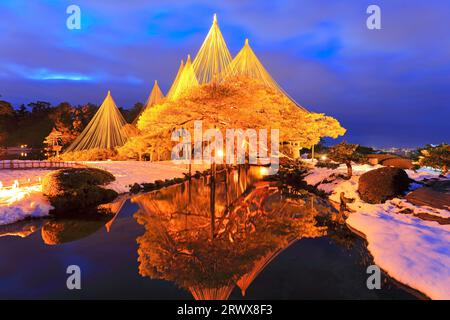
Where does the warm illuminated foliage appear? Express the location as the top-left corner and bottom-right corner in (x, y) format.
(227, 39), (307, 111)
(328, 141), (361, 178)
(133, 80), (165, 125)
(59, 148), (118, 161)
(166, 60), (185, 100)
(167, 55), (199, 101)
(126, 77), (345, 159)
(116, 136), (152, 161)
(419, 143), (450, 174)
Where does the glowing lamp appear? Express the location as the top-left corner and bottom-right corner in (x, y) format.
(259, 167), (269, 176)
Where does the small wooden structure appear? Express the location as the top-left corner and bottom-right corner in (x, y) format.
(44, 128), (63, 157)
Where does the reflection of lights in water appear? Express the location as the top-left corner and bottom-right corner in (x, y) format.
(233, 171), (239, 183)
(259, 167), (269, 176)
(320, 155), (328, 161)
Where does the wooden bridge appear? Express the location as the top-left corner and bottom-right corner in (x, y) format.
(0, 160), (83, 170)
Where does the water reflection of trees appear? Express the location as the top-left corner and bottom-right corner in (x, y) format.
(132, 167), (330, 300)
(41, 216), (111, 245)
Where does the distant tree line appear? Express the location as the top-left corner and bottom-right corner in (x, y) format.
(0, 100), (143, 149)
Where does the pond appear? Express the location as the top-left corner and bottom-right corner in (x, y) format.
(0, 166), (418, 299)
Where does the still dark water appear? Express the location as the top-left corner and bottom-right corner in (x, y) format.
(0, 167), (417, 299)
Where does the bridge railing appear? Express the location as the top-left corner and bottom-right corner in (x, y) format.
(0, 160), (83, 170)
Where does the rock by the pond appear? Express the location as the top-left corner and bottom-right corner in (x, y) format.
(358, 167), (411, 204)
(380, 157), (413, 170)
(365, 154), (413, 169)
(42, 168), (118, 215)
(406, 184), (450, 210)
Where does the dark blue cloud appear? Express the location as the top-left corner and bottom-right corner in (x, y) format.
(0, 0), (449, 147)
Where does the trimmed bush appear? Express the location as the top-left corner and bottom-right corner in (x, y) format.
(358, 167), (411, 204)
(59, 148), (118, 161)
(316, 160), (340, 169)
(42, 168), (118, 214)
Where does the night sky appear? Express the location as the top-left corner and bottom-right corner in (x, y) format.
(0, 0), (449, 148)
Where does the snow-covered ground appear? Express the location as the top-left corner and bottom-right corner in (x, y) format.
(305, 164), (450, 300)
(0, 161), (208, 226)
(84, 161), (208, 193)
(0, 185), (52, 226)
(0, 168), (50, 187)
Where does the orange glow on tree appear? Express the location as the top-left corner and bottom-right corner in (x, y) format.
(64, 91), (130, 152)
(192, 14), (233, 85)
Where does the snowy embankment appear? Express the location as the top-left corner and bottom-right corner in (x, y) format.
(0, 161), (207, 226)
(83, 161), (208, 193)
(305, 164), (450, 300)
(0, 185), (52, 226)
(0, 169), (54, 226)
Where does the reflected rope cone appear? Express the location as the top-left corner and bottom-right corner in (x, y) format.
(192, 14), (233, 84)
(65, 91), (130, 152)
(227, 39), (308, 112)
(133, 80), (165, 125)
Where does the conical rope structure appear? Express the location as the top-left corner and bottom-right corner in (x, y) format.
(133, 80), (165, 125)
(228, 39), (308, 112)
(167, 55), (199, 101)
(166, 59), (185, 100)
(192, 14), (233, 85)
(64, 91), (130, 152)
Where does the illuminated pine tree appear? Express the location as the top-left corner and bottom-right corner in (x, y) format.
(228, 38), (307, 111)
(192, 14), (233, 84)
(166, 60), (184, 100)
(167, 55), (199, 101)
(65, 91), (130, 152)
(126, 78), (345, 160)
(133, 80), (164, 125)
(419, 144), (450, 175)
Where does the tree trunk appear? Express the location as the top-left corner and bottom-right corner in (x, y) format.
(346, 162), (352, 179)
